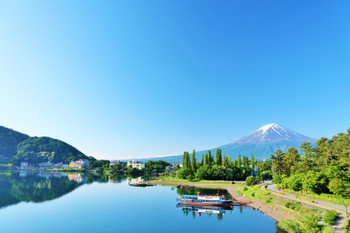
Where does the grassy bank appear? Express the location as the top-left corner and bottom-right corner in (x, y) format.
(148, 176), (243, 188)
(276, 187), (350, 206)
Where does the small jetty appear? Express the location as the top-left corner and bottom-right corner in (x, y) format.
(129, 183), (154, 187)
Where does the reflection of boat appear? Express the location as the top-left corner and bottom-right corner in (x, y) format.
(176, 192), (232, 206)
(177, 204), (232, 216)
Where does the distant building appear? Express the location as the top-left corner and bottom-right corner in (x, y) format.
(38, 162), (53, 168)
(127, 161), (145, 170)
(69, 159), (89, 169)
(165, 165), (176, 171)
(110, 161), (125, 167)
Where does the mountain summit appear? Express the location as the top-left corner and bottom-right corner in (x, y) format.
(233, 123), (315, 144)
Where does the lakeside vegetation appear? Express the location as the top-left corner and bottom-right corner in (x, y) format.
(237, 185), (341, 233)
(177, 148), (272, 182)
(270, 128), (350, 204)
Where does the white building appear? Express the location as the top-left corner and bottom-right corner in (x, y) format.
(110, 161), (125, 167)
(127, 161), (145, 170)
(69, 159), (89, 169)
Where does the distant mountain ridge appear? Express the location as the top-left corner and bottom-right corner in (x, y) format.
(0, 126), (87, 164)
(133, 123), (316, 163)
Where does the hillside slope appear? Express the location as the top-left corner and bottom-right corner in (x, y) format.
(0, 126), (29, 160)
(0, 126), (87, 164)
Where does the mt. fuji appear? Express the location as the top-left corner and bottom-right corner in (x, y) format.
(217, 123), (316, 160)
(134, 123), (316, 163)
(232, 123), (315, 144)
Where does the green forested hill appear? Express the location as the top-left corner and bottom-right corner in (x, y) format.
(0, 126), (88, 164)
(0, 126), (29, 159)
(13, 137), (88, 164)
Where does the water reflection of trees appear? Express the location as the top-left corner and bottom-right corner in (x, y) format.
(176, 187), (231, 200)
(0, 172), (126, 210)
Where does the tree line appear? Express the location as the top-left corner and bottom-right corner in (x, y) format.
(178, 148), (271, 181)
(270, 127), (350, 198)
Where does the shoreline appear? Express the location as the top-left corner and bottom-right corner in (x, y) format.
(147, 179), (295, 222)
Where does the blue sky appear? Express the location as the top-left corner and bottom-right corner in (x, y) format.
(0, 0), (349, 159)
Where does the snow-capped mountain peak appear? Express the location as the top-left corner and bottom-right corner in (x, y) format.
(257, 123), (280, 135)
(233, 123), (314, 144)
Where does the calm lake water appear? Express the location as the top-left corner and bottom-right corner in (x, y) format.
(0, 171), (281, 233)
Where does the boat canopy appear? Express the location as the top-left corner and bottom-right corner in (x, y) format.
(181, 195), (197, 198)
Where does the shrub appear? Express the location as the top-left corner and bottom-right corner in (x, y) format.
(323, 210), (339, 225)
(284, 201), (301, 211)
(260, 170), (272, 180)
(322, 226), (334, 233)
(246, 176), (258, 186)
(278, 219), (301, 233)
(177, 168), (194, 179)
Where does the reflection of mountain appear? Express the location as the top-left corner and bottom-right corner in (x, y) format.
(0, 172), (112, 210)
(0, 172), (83, 209)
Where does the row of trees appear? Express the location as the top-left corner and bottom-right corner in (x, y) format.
(271, 128), (350, 198)
(108, 160), (171, 175)
(178, 149), (270, 181)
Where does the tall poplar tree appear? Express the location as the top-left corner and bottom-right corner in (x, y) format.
(204, 152), (209, 165)
(215, 148), (222, 165)
(251, 154), (255, 169)
(186, 152), (191, 169)
(192, 149), (197, 172)
(238, 154), (242, 168)
(208, 150), (213, 164)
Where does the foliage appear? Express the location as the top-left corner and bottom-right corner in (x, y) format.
(299, 212), (323, 233)
(260, 170), (272, 180)
(284, 201), (301, 211)
(13, 137), (87, 164)
(278, 219), (302, 233)
(323, 210), (339, 226)
(88, 157), (110, 169)
(0, 163), (15, 169)
(145, 160), (171, 173)
(246, 176), (258, 186)
(177, 168), (194, 180)
(270, 127), (350, 200)
(0, 126), (29, 158)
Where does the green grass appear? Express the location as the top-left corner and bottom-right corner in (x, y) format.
(150, 177), (243, 187)
(281, 188), (350, 205)
(323, 210), (339, 226)
(236, 185), (270, 199)
(344, 218), (349, 233)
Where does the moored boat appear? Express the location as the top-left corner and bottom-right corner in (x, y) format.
(176, 192), (232, 206)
